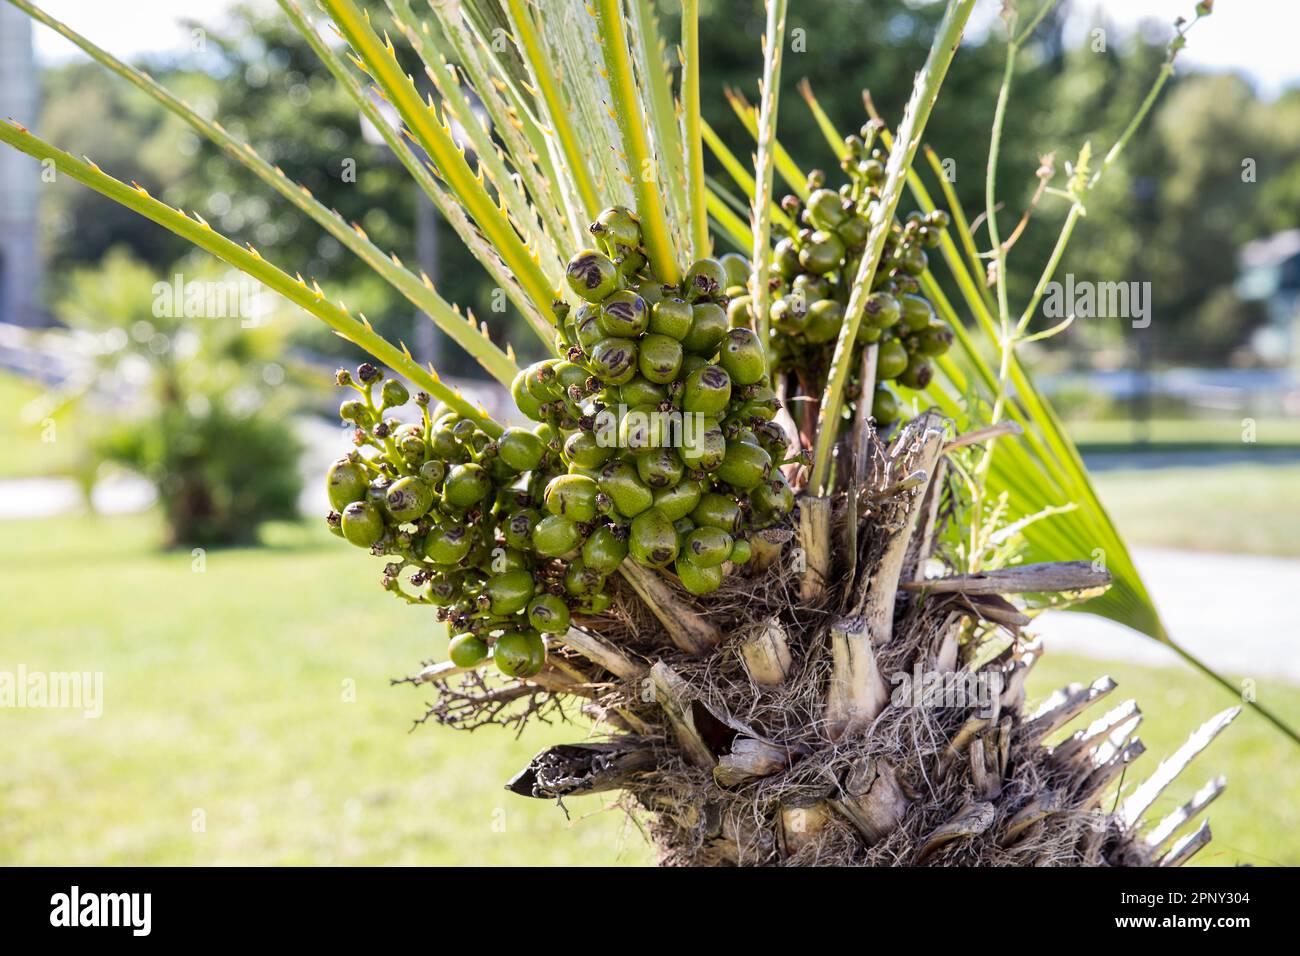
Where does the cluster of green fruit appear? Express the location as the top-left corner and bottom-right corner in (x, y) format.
(732, 128), (954, 426)
(322, 207), (798, 679)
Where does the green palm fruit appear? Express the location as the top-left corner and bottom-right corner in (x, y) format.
(566, 248), (619, 302)
(327, 458), (368, 510)
(917, 323), (954, 356)
(857, 322), (883, 345)
(524, 360), (563, 401)
(511, 369), (547, 421)
(803, 299), (844, 345)
(682, 302), (729, 355)
(679, 353), (709, 379)
(504, 509), (539, 551)
(553, 360), (591, 394)
(738, 382), (780, 421)
(564, 559), (605, 597)
(582, 524), (628, 573)
(564, 429), (614, 469)
(598, 460), (655, 516)
(425, 523), (474, 565)
(836, 215), (870, 247)
(752, 420), (789, 459)
(718, 327), (767, 385)
(679, 417), (727, 471)
(591, 205), (642, 249)
(653, 478), (703, 521)
(714, 441), (772, 491)
(684, 258), (727, 301)
(527, 594), (571, 634)
(872, 385), (901, 424)
(877, 339), (910, 380)
(531, 514), (583, 557)
(575, 304), (604, 350)
(863, 291), (902, 329)
(380, 379), (409, 408)
(385, 476), (434, 523)
(598, 291), (649, 337)
(774, 237), (801, 279)
(427, 572), (461, 606)
(638, 333), (684, 384)
(637, 281), (667, 307)
(485, 569), (535, 616)
(798, 230), (846, 275)
(750, 474), (794, 516)
(900, 293), (935, 331)
(682, 365), (732, 415)
(488, 547), (531, 573)
(897, 245), (928, 276)
(339, 399), (371, 426)
(792, 273), (831, 300)
(676, 559), (723, 595)
(497, 427), (546, 472)
(448, 632), (490, 668)
(340, 500), (385, 548)
(443, 463), (492, 508)
(636, 447), (685, 489)
(589, 337), (639, 385)
(719, 252), (751, 289)
(673, 516), (695, 537)
(728, 538), (753, 564)
(620, 377), (668, 407)
(494, 630), (546, 677)
(544, 473), (600, 522)
(926, 209), (951, 230)
(726, 295), (753, 328)
(619, 403), (670, 451)
(806, 187), (848, 230)
(629, 508), (679, 568)
(649, 297), (694, 340)
(581, 591), (614, 615)
(691, 492), (742, 532)
(682, 526), (733, 568)
(898, 357), (934, 390)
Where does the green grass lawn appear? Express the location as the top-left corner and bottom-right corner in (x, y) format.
(1068, 416), (1300, 451)
(1091, 463), (1300, 557)
(1, 511), (1296, 865)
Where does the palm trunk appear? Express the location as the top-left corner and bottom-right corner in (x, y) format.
(428, 415), (1236, 866)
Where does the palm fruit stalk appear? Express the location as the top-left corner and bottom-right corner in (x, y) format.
(5, 0), (1262, 867)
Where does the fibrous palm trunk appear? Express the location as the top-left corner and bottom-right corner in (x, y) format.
(423, 414), (1235, 866)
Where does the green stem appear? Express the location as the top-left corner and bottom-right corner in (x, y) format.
(681, 0), (709, 258)
(750, 0), (789, 359)
(592, 0), (680, 283)
(808, 0), (978, 494)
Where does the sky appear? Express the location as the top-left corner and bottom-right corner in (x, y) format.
(23, 0), (1300, 98)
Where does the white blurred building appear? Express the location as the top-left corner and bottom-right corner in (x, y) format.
(1236, 229), (1300, 369)
(0, 3), (45, 328)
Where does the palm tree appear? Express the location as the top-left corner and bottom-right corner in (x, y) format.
(2, 0), (1268, 865)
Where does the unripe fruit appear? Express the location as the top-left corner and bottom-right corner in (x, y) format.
(497, 427), (546, 472)
(448, 633), (489, 668)
(425, 524), (474, 565)
(803, 298), (844, 345)
(649, 298), (694, 340)
(629, 507), (679, 568)
(683, 526), (733, 567)
(682, 365), (732, 415)
(636, 447), (685, 489)
(620, 377), (668, 408)
(877, 339), (909, 380)
(485, 569), (536, 616)
(684, 257), (727, 301)
(900, 293), (935, 331)
(798, 230), (846, 275)
(718, 327), (767, 385)
(681, 302), (728, 355)
(385, 476), (434, 523)
(638, 333), (684, 384)
(653, 478), (703, 521)
(726, 295), (753, 328)
(806, 187), (848, 230)
(676, 559), (723, 595)
(872, 385), (900, 425)
(527, 594), (571, 634)
(566, 249), (619, 302)
(504, 509), (538, 550)
(564, 559), (605, 597)
(691, 492), (743, 532)
(589, 337), (639, 385)
(729, 537), (753, 564)
(591, 205), (641, 249)
(532, 514), (583, 557)
(494, 631), (546, 677)
(750, 475), (794, 516)
(544, 473), (600, 522)
(327, 458), (368, 510)
(564, 429), (614, 469)
(341, 500), (385, 548)
(714, 441), (772, 491)
(598, 291), (649, 337)
(444, 462), (492, 508)
(511, 369), (546, 421)
(598, 460), (655, 517)
(863, 291), (902, 328)
(719, 252), (751, 289)
(679, 418), (727, 472)
(582, 524), (628, 573)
